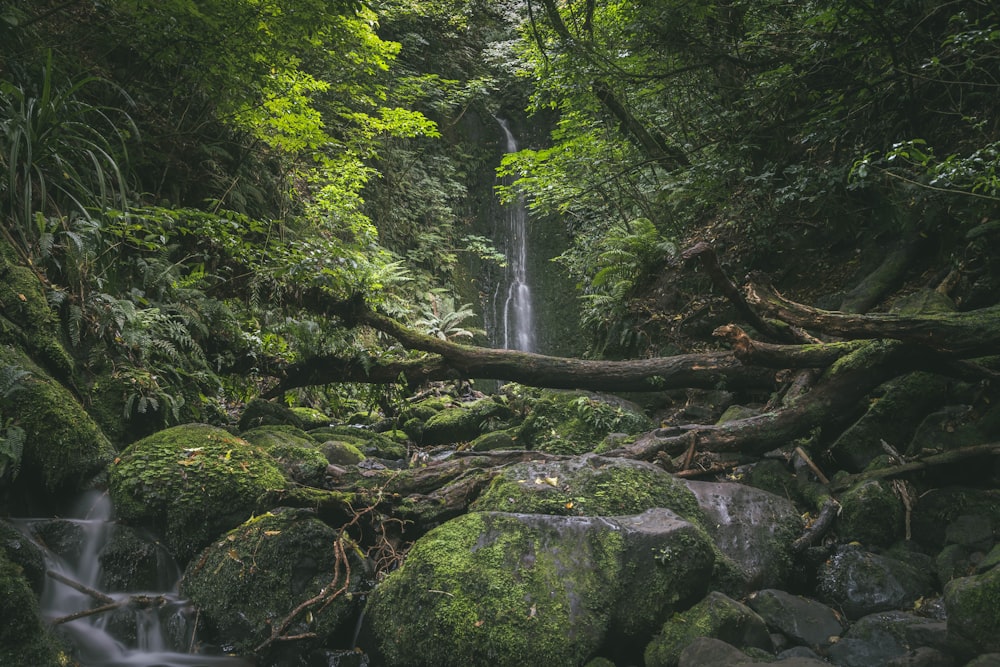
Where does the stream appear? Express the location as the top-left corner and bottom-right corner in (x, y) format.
(13, 491), (250, 667)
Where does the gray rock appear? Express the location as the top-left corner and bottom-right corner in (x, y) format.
(885, 647), (957, 667)
(828, 611), (948, 667)
(945, 514), (994, 552)
(747, 588), (844, 648)
(685, 480), (804, 591)
(678, 637), (752, 666)
(964, 655), (1000, 667)
(817, 545), (936, 619)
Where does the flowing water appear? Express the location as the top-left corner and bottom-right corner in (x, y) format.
(494, 118), (536, 353)
(14, 491), (249, 667)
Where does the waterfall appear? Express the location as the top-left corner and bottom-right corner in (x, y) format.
(14, 491), (249, 667)
(495, 118), (536, 353)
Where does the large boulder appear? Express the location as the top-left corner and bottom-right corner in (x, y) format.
(241, 425), (330, 487)
(367, 508), (715, 666)
(0, 346), (114, 513)
(944, 565), (1000, 654)
(684, 480), (804, 592)
(514, 389), (653, 455)
(108, 424), (287, 563)
(182, 508), (366, 662)
(472, 454), (703, 519)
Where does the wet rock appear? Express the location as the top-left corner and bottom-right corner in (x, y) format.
(838, 480), (906, 548)
(944, 565), (1000, 654)
(108, 424), (287, 563)
(0, 547), (68, 666)
(645, 591), (772, 667)
(885, 647), (957, 667)
(99, 524), (177, 592)
(684, 480), (804, 591)
(747, 588), (844, 648)
(912, 488), (1000, 551)
(367, 508), (714, 667)
(817, 545), (936, 619)
(826, 611), (946, 667)
(182, 508), (367, 661)
(964, 655), (1000, 666)
(677, 637), (751, 666)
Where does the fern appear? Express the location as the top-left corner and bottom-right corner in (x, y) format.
(0, 364), (30, 482)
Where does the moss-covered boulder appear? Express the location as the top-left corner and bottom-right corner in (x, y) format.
(321, 440), (366, 466)
(108, 424), (287, 563)
(0, 243), (74, 383)
(0, 546), (68, 666)
(644, 591), (773, 667)
(837, 480), (905, 547)
(182, 509), (365, 661)
(816, 545), (936, 619)
(827, 373), (951, 472)
(308, 426), (408, 460)
(471, 454), (702, 519)
(367, 509), (715, 667)
(944, 565), (1000, 653)
(290, 406), (332, 430)
(419, 397), (512, 446)
(0, 346), (114, 511)
(515, 389), (653, 455)
(241, 426), (330, 487)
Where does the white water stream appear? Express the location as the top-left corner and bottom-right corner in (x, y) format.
(496, 118), (536, 353)
(15, 491), (249, 667)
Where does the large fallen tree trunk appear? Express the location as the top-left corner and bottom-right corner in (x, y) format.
(746, 277), (1000, 356)
(266, 300), (777, 396)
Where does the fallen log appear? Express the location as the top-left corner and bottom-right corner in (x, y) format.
(746, 277), (1000, 356)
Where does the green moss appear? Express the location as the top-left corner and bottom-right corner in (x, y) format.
(644, 592), (771, 667)
(290, 406), (331, 429)
(182, 509), (362, 658)
(514, 390), (652, 455)
(0, 252), (74, 382)
(108, 424), (287, 563)
(321, 440), (366, 465)
(0, 548), (69, 666)
(369, 512), (622, 667)
(238, 398), (303, 431)
(838, 480), (904, 547)
(944, 566), (1000, 653)
(0, 346), (114, 500)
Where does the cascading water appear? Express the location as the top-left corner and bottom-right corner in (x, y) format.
(14, 491), (249, 667)
(494, 118), (536, 353)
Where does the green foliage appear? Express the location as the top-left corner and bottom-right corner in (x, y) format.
(415, 293), (483, 341)
(0, 364), (29, 482)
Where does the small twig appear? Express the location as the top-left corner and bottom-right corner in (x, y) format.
(680, 431), (698, 470)
(794, 446), (830, 485)
(52, 601), (123, 625)
(792, 498), (841, 552)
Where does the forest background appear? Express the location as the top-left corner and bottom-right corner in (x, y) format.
(1, 0), (998, 462)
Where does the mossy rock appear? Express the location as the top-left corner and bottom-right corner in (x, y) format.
(367, 509), (714, 667)
(945, 565), (1000, 653)
(469, 429), (517, 452)
(742, 459), (803, 505)
(911, 487), (1000, 551)
(182, 509), (366, 661)
(308, 426), (407, 460)
(290, 406), (331, 430)
(238, 398), (304, 431)
(827, 372), (951, 472)
(321, 440), (366, 466)
(0, 519), (46, 595)
(515, 389), (652, 455)
(644, 591), (772, 667)
(0, 247), (74, 383)
(420, 398), (511, 446)
(837, 480), (905, 547)
(0, 346), (114, 509)
(242, 426), (330, 486)
(0, 547), (68, 666)
(108, 424), (287, 563)
(472, 454), (703, 521)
